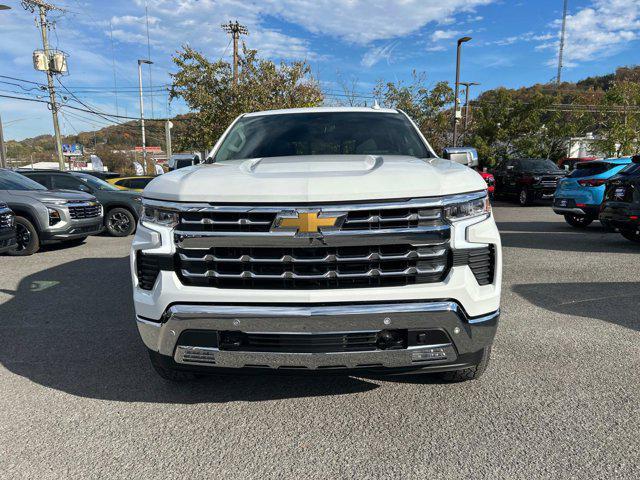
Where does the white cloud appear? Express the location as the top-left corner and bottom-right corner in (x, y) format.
(430, 30), (462, 42)
(536, 0), (640, 67)
(361, 41), (399, 68)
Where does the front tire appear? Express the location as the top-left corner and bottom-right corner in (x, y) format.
(518, 187), (531, 206)
(620, 228), (640, 243)
(440, 347), (492, 382)
(7, 216), (40, 256)
(564, 214), (594, 228)
(105, 208), (136, 237)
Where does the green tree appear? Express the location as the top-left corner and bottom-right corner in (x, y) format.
(594, 81), (640, 156)
(373, 72), (454, 154)
(170, 45), (324, 152)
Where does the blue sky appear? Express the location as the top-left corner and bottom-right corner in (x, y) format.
(1, 0), (638, 141)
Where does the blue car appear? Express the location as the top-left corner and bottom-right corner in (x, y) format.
(553, 157), (633, 228)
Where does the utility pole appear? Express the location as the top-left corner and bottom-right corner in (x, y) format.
(138, 59), (153, 175)
(556, 0), (569, 85)
(0, 114), (6, 169)
(460, 81), (480, 141)
(452, 36), (472, 147)
(165, 120), (173, 165)
(22, 0), (66, 171)
(221, 21), (249, 86)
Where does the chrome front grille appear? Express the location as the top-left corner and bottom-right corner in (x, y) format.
(176, 199), (447, 234)
(177, 244), (450, 289)
(145, 193), (490, 290)
(69, 204), (102, 219)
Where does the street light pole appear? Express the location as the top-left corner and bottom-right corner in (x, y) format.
(0, 6), (9, 168)
(138, 59), (153, 175)
(460, 81), (480, 141)
(452, 36), (472, 148)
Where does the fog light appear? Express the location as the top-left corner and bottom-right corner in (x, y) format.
(412, 348), (447, 361)
(48, 208), (61, 226)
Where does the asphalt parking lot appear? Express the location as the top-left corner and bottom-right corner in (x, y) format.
(1, 202), (638, 479)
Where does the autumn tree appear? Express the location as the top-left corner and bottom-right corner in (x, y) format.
(170, 45), (324, 152)
(373, 72), (454, 154)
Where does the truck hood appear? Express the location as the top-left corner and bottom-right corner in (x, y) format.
(10, 190), (97, 203)
(144, 155), (487, 203)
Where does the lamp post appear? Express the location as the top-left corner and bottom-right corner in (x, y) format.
(138, 59), (153, 175)
(0, 5), (10, 168)
(460, 81), (480, 142)
(452, 36), (472, 147)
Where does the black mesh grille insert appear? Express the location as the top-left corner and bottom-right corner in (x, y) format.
(452, 246), (495, 286)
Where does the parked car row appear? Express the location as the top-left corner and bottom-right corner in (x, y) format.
(0, 168), (146, 255)
(552, 156), (639, 243)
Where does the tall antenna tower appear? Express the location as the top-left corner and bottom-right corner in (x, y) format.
(556, 0), (569, 85)
(221, 20), (249, 86)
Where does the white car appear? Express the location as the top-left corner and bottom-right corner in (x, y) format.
(131, 107), (502, 382)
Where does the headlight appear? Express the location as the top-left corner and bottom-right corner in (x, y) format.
(444, 195), (491, 222)
(44, 200), (68, 206)
(47, 207), (61, 226)
(141, 205), (179, 228)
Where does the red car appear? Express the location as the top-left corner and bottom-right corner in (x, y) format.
(479, 171), (495, 197)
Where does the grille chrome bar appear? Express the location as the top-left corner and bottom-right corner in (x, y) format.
(181, 218), (272, 226)
(143, 191), (486, 212)
(344, 212), (440, 224)
(179, 247), (447, 264)
(180, 264), (446, 280)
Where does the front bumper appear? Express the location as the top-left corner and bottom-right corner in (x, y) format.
(41, 220), (103, 241)
(0, 228), (17, 253)
(138, 301), (499, 372)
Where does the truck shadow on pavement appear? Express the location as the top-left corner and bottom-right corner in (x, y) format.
(497, 221), (639, 253)
(513, 282), (640, 332)
(0, 257), (384, 403)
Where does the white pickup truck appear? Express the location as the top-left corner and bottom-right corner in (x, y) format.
(131, 107), (502, 382)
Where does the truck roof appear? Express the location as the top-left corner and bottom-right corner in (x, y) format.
(244, 106), (399, 117)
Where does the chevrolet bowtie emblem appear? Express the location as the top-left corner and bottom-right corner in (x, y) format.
(275, 211), (343, 234)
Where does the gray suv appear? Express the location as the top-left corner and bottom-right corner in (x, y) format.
(0, 169), (103, 255)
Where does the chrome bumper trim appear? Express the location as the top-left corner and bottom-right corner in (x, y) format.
(135, 302), (500, 366)
(553, 207), (586, 215)
(173, 344), (457, 369)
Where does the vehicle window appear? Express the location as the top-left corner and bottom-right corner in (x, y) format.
(176, 159), (194, 169)
(72, 173), (120, 191)
(567, 163), (616, 178)
(0, 170), (48, 190)
(619, 163), (640, 176)
(520, 159), (560, 172)
(214, 112), (431, 162)
(23, 174), (50, 188)
(129, 178), (151, 189)
(52, 175), (84, 191)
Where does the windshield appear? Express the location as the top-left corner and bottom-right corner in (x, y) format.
(214, 112), (431, 162)
(0, 170), (48, 191)
(567, 162), (616, 178)
(520, 159), (560, 172)
(73, 173), (120, 191)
